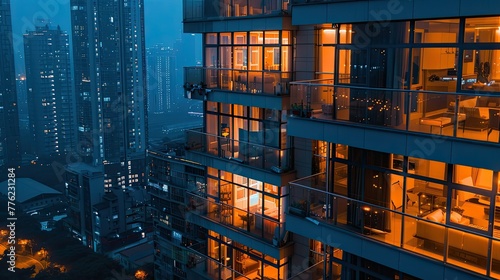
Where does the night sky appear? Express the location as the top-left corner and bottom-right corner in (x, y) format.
(10, 0), (183, 74)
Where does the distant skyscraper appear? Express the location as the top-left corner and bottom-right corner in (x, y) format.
(15, 75), (30, 162)
(24, 25), (75, 162)
(172, 34), (201, 109)
(147, 45), (176, 113)
(0, 0), (21, 167)
(70, 0), (148, 190)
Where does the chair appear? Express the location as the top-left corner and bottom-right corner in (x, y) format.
(460, 107), (489, 131)
(487, 109), (500, 141)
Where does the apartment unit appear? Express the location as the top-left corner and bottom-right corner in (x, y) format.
(24, 25), (75, 162)
(176, 0), (500, 279)
(0, 0), (21, 167)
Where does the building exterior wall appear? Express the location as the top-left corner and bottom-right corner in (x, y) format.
(147, 150), (207, 280)
(70, 0), (147, 190)
(171, 0), (500, 279)
(147, 45), (176, 113)
(64, 163), (104, 250)
(24, 25), (75, 162)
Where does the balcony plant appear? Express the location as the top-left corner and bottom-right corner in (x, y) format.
(291, 103), (303, 116)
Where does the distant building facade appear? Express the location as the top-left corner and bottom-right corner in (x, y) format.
(64, 163), (104, 249)
(0, 0), (21, 167)
(67, 0), (149, 252)
(147, 45), (176, 113)
(70, 0), (148, 190)
(146, 149), (207, 280)
(24, 25), (75, 162)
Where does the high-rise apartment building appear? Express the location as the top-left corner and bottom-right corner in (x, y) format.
(70, 0), (147, 190)
(24, 25), (75, 162)
(0, 0), (20, 167)
(66, 0), (148, 251)
(147, 45), (176, 113)
(151, 1), (500, 279)
(147, 149), (207, 280)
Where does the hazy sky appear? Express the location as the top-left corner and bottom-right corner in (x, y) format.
(10, 0), (183, 74)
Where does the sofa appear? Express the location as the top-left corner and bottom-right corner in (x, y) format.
(415, 208), (500, 270)
(240, 257), (259, 274)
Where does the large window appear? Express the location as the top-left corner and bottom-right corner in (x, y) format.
(203, 31), (292, 94)
(204, 31), (291, 71)
(312, 16), (500, 142)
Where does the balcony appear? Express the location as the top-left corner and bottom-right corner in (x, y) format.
(183, 0), (289, 21)
(288, 174), (500, 279)
(184, 66), (291, 98)
(185, 129), (291, 173)
(186, 192), (287, 246)
(289, 80), (500, 155)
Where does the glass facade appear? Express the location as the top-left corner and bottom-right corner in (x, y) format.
(292, 16), (500, 144)
(180, 1), (500, 278)
(183, 0), (289, 20)
(185, 30), (292, 95)
(289, 143), (500, 277)
(202, 231), (288, 279)
(186, 103), (290, 172)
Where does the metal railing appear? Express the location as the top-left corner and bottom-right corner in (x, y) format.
(289, 174), (500, 277)
(187, 192), (286, 245)
(183, 0), (289, 21)
(185, 129), (291, 172)
(289, 80), (500, 143)
(184, 66), (291, 96)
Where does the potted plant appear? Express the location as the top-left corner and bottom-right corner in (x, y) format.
(291, 103), (302, 116)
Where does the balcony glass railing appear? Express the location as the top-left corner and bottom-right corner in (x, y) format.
(183, 0), (289, 21)
(185, 248), (253, 280)
(291, 0), (365, 4)
(290, 80), (500, 144)
(187, 192), (285, 245)
(289, 175), (500, 278)
(184, 66), (291, 96)
(185, 129), (291, 172)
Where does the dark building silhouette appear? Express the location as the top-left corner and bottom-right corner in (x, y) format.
(0, 0), (21, 167)
(24, 25), (75, 162)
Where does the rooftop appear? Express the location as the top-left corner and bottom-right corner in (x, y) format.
(0, 178), (61, 203)
(117, 241), (154, 263)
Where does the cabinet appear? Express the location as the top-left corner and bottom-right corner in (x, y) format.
(422, 33), (456, 70)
